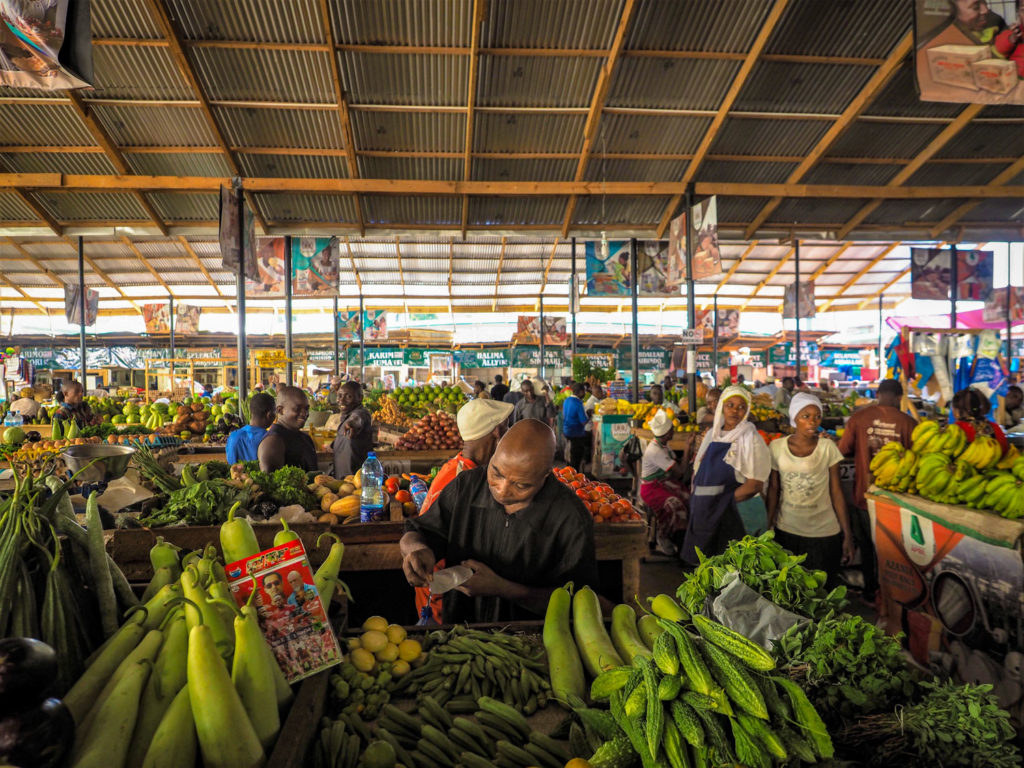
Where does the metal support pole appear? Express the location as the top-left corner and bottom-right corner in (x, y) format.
(78, 236), (86, 385)
(168, 295), (175, 362)
(684, 186), (697, 415)
(358, 293), (365, 383)
(539, 293), (546, 382)
(878, 294), (883, 375)
(950, 245), (959, 329)
(794, 240), (801, 383)
(283, 235), (293, 385)
(1006, 272), (1012, 367)
(713, 294), (719, 384)
(333, 295), (340, 377)
(235, 187), (248, 399)
(570, 237), (578, 358)
(630, 238), (639, 402)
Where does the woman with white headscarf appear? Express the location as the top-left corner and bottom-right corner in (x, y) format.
(681, 385), (771, 565)
(766, 393), (854, 584)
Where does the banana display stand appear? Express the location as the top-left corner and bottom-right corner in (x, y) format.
(866, 485), (1024, 727)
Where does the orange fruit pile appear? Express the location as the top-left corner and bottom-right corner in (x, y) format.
(554, 467), (643, 524)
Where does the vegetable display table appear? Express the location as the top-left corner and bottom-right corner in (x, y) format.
(866, 485), (1024, 719)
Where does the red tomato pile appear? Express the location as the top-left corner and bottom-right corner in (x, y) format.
(554, 467), (644, 524)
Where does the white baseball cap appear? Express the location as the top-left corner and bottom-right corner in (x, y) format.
(457, 398), (514, 441)
(649, 409), (674, 437)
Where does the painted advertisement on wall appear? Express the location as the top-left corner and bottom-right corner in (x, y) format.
(915, 0), (1024, 105)
(0, 0), (92, 89)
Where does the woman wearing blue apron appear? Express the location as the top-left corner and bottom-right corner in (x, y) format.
(681, 385), (771, 565)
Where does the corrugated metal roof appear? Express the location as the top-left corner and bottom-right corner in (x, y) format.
(802, 162), (902, 186)
(189, 48), (335, 103)
(362, 196), (461, 225)
(482, 0), (621, 48)
(599, 113), (712, 154)
(716, 197), (773, 222)
(31, 192), (147, 222)
(477, 56), (600, 108)
(125, 151), (234, 177)
(863, 199), (964, 225)
(0, 193), (35, 220)
(585, 158), (690, 182)
(735, 62), (876, 114)
(959, 199), (1024, 223)
(626, 0), (769, 53)
(474, 112), (585, 153)
(607, 57), (741, 111)
(572, 195), (670, 225)
(696, 160), (797, 184)
(352, 111), (464, 152)
(0, 152), (118, 175)
(766, 0), (909, 59)
(148, 192), (219, 221)
(0, 103), (96, 146)
(906, 162), (1005, 187)
(862, 62), (963, 118)
(91, 0), (162, 38)
(339, 53), (468, 106)
(361, 156), (461, 180)
(254, 193), (358, 223)
(825, 120), (946, 160)
(92, 105), (216, 146)
(169, 0), (324, 43)
(332, 0), (472, 47)
(473, 158), (576, 182)
(937, 123), (1024, 159)
(239, 153), (349, 179)
(215, 107), (343, 149)
(711, 118), (831, 156)
(469, 196), (568, 226)
(770, 198), (868, 225)
(90, 45), (193, 101)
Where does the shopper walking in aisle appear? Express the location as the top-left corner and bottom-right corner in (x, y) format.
(767, 393), (854, 587)
(512, 379), (551, 425)
(401, 419), (599, 623)
(226, 392), (275, 464)
(680, 385), (770, 565)
(332, 381), (374, 477)
(490, 374), (509, 403)
(838, 379), (915, 600)
(258, 385), (318, 472)
(640, 410), (692, 556)
(562, 382), (590, 470)
(414, 397), (514, 623)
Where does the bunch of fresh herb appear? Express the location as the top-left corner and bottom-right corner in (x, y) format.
(774, 611), (917, 718)
(247, 464), (317, 509)
(140, 479), (251, 526)
(676, 531), (847, 619)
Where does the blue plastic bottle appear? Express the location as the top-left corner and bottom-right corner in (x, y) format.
(409, 476), (428, 511)
(359, 451), (386, 522)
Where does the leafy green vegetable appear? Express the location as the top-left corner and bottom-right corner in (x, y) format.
(245, 464), (317, 509)
(140, 480), (252, 527)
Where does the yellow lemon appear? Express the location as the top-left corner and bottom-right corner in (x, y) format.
(346, 637), (361, 650)
(360, 629), (388, 654)
(397, 638), (422, 662)
(350, 647), (376, 672)
(375, 643), (399, 663)
(390, 659), (411, 677)
(386, 624), (407, 645)
(361, 615), (388, 632)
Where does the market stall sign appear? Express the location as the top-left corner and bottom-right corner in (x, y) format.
(695, 351), (732, 370)
(346, 348), (406, 367)
(455, 349), (511, 368)
(254, 350), (288, 366)
(768, 342), (819, 365)
(306, 349), (337, 362)
(820, 350), (866, 367)
(510, 346), (568, 368)
(614, 348), (670, 370)
(573, 348), (616, 370)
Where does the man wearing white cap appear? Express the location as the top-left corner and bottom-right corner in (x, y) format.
(640, 409), (691, 556)
(413, 397), (514, 623)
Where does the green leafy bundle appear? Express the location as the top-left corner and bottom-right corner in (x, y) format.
(247, 464), (317, 509)
(140, 479), (251, 526)
(774, 611), (917, 718)
(840, 681), (1020, 767)
(676, 532), (847, 619)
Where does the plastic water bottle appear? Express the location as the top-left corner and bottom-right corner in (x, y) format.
(3, 410), (23, 429)
(409, 476), (428, 512)
(359, 452), (386, 522)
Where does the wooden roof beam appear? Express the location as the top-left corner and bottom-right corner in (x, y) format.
(177, 236), (233, 311)
(0, 270), (48, 313)
(121, 236), (174, 297)
(492, 236), (507, 311)
(929, 153), (1024, 237)
(343, 236), (363, 293)
(656, 0), (791, 238)
(743, 31), (913, 239)
(771, 241), (854, 312)
(539, 238), (561, 296)
(858, 266), (911, 310)
(69, 240), (144, 315)
(713, 240), (759, 293)
(461, 0), (486, 239)
(2, 238), (65, 287)
(818, 242), (902, 313)
(561, 0), (639, 237)
(836, 104), (985, 239)
(739, 243), (796, 311)
(11, 189), (62, 235)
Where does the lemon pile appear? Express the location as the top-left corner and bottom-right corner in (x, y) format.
(346, 615), (423, 679)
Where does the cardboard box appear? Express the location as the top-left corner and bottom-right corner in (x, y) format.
(926, 44), (989, 90)
(971, 58), (1017, 95)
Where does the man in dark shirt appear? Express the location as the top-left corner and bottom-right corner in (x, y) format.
(401, 419), (598, 623)
(332, 381), (373, 477)
(258, 385), (319, 472)
(489, 374), (509, 403)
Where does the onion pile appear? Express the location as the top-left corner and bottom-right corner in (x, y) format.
(395, 412), (462, 451)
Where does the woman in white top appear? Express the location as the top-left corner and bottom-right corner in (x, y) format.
(766, 393), (854, 585)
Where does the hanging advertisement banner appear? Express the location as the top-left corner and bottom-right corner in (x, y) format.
(219, 186), (258, 281)
(338, 310), (388, 342)
(983, 286), (1024, 323)
(956, 248), (994, 301)
(514, 316), (568, 345)
(914, 0), (1024, 106)
(175, 303), (201, 335)
(783, 280), (816, 319)
(585, 240), (631, 296)
(0, 0), (92, 90)
(246, 237), (286, 296)
(637, 240), (678, 297)
(667, 213), (687, 287)
(64, 284), (98, 326)
(690, 196), (721, 281)
(292, 236), (338, 296)
(455, 349), (511, 368)
(910, 248), (993, 300)
(695, 307), (740, 342)
(142, 303), (171, 334)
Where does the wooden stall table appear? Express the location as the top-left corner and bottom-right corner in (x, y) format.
(631, 426), (694, 451)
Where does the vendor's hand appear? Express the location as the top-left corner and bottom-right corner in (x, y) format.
(402, 548), (436, 587)
(342, 422), (354, 437)
(841, 534), (856, 566)
(456, 559), (507, 598)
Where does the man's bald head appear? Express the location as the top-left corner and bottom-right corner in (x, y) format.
(487, 419), (556, 513)
(495, 419), (556, 469)
(275, 385), (309, 429)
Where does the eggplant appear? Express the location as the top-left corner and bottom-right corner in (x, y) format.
(0, 698), (75, 768)
(0, 639), (57, 713)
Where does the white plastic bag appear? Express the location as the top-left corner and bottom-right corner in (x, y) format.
(708, 572), (810, 650)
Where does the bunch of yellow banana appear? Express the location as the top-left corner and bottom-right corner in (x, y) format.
(957, 435), (1003, 471)
(910, 420), (967, 457)
(914, 452), (957, 501)
(870, 442), (918, 492)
